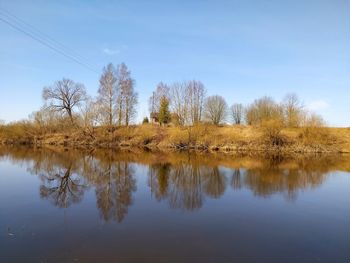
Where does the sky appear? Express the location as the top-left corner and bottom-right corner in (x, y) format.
(0, 0), (349, 126)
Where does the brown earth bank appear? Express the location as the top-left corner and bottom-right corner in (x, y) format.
(1, 124), (350, 154)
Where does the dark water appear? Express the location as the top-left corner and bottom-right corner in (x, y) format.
(0, 147), (349, 263)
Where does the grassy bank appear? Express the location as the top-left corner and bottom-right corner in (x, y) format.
(1, 123), (349, 153)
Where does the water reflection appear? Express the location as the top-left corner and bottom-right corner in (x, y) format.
(92, 161), (136, 222)
(149, 164), (227, 210)
(26, 151), (89, 208)
(1, 147), (349, 222)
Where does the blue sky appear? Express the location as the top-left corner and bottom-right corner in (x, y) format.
(0, 0), (349, 126)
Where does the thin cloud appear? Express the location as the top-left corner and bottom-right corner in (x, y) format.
(307, 100), (330, 111)
(102, 48), (120, 56)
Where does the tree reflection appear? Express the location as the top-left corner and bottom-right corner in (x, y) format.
(39, 163), (87, 208)
(149, 163), (227, 211)
(1, 146), (344, 216)
(231, 169), (242, 190)
(230, 157), (329, 201)
(202, 167), (227, 198)
(148, 163), (171, 201)
(93, 161), (136, 222)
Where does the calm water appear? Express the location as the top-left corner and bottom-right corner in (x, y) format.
(0, 147), (349, 263)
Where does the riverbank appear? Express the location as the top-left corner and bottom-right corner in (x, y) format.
(1, 124), (349, 153)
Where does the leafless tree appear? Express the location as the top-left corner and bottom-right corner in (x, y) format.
(204, 95), (228, 125)
(116, 63), (138, 126)
(230, 103), (244, 124)
(79, 97), (100, 133)
(29, 106), (62, 134)
(42, 78), (87, 124)
(245, 96), (283, 125)
(170, 82), (189, 125)
(300, 112), (325, 127)
(187, 80), (206, 124)
(97, 63), (117, 126)
(283, 93), (303, 127)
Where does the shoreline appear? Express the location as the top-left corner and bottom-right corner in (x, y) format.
(1, 125), (349, 154)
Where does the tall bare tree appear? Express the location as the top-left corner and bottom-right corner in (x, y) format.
(42, 78), (87, 124)
(97, 63), (117, 126)
(187, 80), (206, 124)
(170, 82), (189, 126)
(116, 63), (138, 126)
(204, 95), (228, 125)
(230, 103), (244, 124)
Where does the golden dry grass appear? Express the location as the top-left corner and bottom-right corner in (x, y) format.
(1, 123), (350, 153)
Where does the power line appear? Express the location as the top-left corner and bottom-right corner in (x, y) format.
(0, 7), (97, 70)
(0, 10), (99, 73)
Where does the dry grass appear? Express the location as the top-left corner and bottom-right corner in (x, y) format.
(1, 123), (349, 153)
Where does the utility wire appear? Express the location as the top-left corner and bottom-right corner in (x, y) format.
(0, 7), (97, 70)
(0, 9), (99, 73)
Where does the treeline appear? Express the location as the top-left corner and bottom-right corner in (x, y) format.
(0, 62), (326, 141)
(39, 62), (138, 128)
(147, 81), (324, 128)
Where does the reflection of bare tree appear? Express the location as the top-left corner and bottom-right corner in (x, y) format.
(22, 149), (89, 208)
(169, 164), (204, 211)
(202, 167), (227, 198)
(231, 158), (329, 201)
(231, 169), (242, 190)
(1, 146), (344, 213)
(39, 164), (87, 208)
(92, 161), (136, 222)
(17, 148), (137, 222)
(149, 163), (227, 211)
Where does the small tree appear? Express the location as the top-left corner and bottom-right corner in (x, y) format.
(142, 117), (149, 124)
(283, 93), (303, 127)
(149, 82), (170, 115)
(230, 103), (244, 125)
(158, 97), (171, 125)
(245, 96), (283, 125)
(204, 95), (228, 125)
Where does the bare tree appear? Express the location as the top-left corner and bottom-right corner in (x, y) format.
(283, 93), (303, 127)
(79, 97), (100, 132)
(170, 82), (189, 126)
(204, 95), (228, 125)
(97, 63), (117, 126)
(245, 96), (283, 125)
(230, 103), (244, 124)
(187, 80), (206, 124)
(42, 78), (87, 124)
(116, 63), (138, 126)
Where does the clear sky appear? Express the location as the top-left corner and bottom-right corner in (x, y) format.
(0, 0), (349, 126)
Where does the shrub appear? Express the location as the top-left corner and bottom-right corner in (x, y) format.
(261, 120), (287, 146)
(142, 117), (149, 124)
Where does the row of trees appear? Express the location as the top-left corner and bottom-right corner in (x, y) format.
(39, 63), (138, 128)
(148, 82), (324, 127)
(12, 62), (324, 131)
(148, 81), (207, 125)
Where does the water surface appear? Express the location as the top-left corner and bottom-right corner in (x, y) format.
(0, 147), (349, 262)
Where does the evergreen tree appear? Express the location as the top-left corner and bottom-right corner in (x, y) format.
(158, 97), (171, 125)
